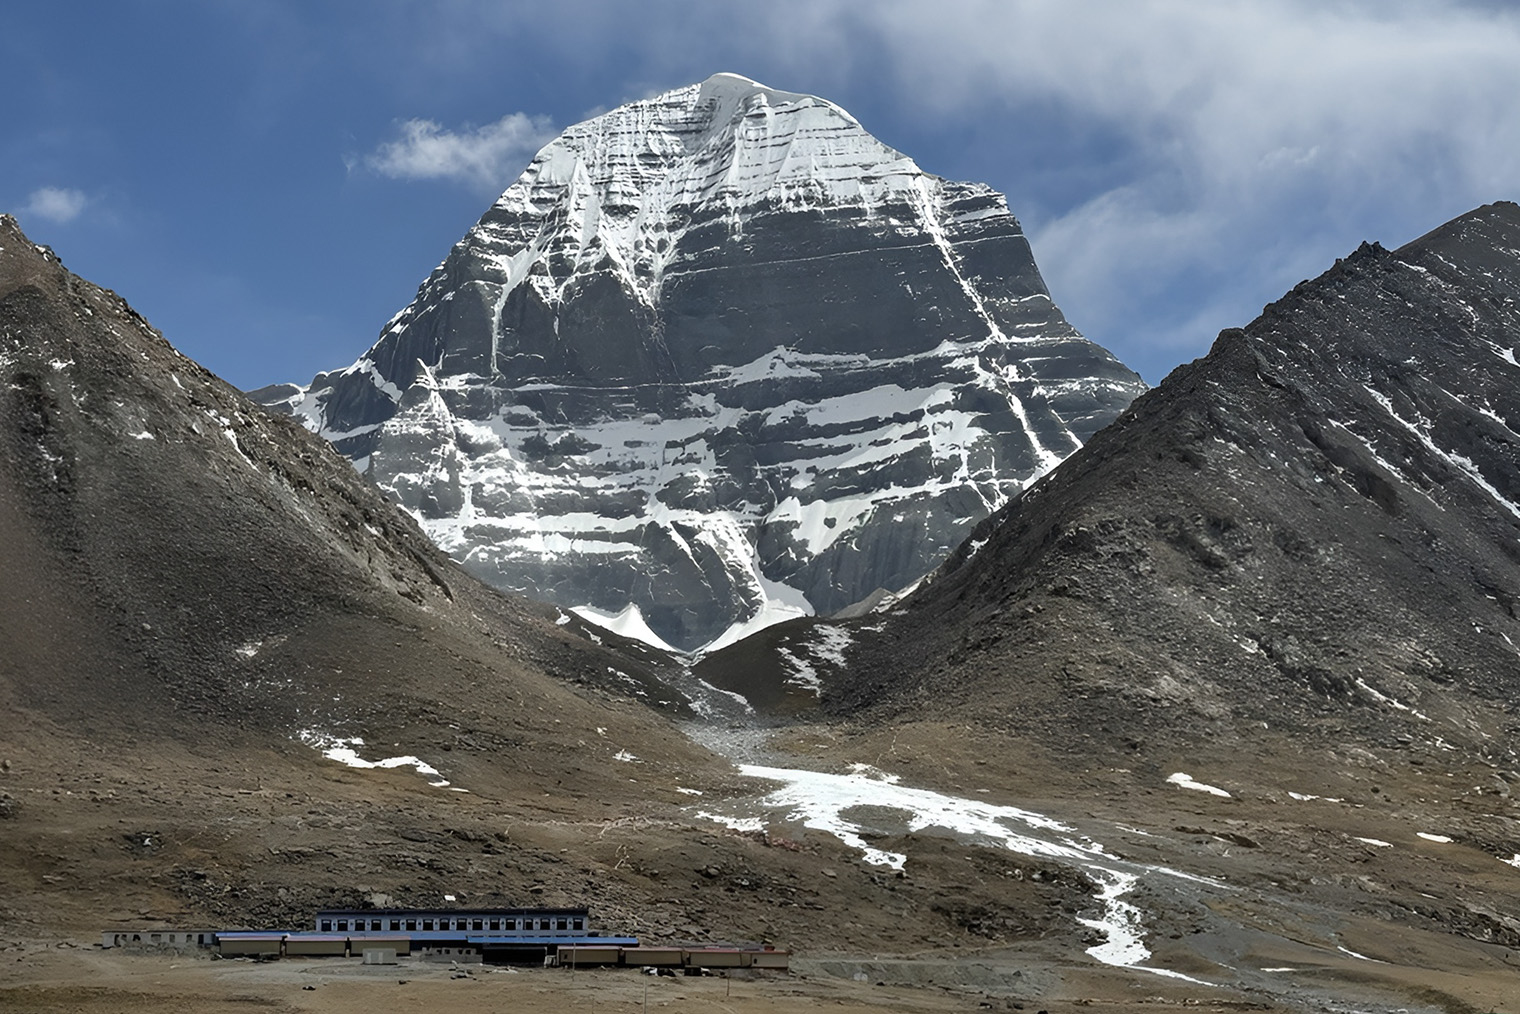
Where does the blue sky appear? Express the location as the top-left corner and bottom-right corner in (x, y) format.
(5, 1), (1518, 389)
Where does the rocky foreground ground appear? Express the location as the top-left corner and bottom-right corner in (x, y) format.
(5, 705), (1519, 1013)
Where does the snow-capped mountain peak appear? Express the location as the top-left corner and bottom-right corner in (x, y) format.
(254, 75), (1145, 651)
(474, 73), (931, 320)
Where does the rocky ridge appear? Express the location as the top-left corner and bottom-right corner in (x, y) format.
(256, 73), (1144, 651)
(706, 203), (1520, 754)
(0, 214), (686, 743)
(0, 212), (732, 928)
(836, 200), (1520, 749)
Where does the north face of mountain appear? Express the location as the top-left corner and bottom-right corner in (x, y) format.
(708, 202), (1520, 762)
(256, 72), (1145, 651)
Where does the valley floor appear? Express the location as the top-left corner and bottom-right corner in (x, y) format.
(0, 943), (1279, 1014)
(5, 704), (1518, 1014)
(5, 936), (1516, 1014)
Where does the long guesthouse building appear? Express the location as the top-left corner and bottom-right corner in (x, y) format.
(101, 906), (786, 969)
(311, 906), (633, 962)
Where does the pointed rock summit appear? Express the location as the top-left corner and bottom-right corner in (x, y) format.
(256, 73), (1145, 650)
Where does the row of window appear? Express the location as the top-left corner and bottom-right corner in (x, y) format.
(319, 917), (584, 933)
(111, 932), (210, 945)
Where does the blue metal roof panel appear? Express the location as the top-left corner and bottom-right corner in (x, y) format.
(467, 935), (639, 946)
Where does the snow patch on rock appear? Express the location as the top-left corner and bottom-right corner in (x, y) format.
(571, 603), (679, 654)
(1166, 773), (1232, 798)
(297, 729), (451, 787)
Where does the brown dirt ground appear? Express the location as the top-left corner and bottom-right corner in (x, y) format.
(6, 711), (1520, 1013)
(0, 945), (1277, 1014)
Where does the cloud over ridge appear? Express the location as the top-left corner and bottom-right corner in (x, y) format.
(22, 187), (88, 225)
(366, 112), (559, 192)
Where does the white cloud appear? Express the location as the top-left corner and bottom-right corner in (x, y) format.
(22, 186), (88, 224)
(366, 112), (558, 192)
(745, 0), (1520, 376)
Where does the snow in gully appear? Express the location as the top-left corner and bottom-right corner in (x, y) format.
(695, 761), (1211, 981)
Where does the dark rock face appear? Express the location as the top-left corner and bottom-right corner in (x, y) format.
(708, 202), (1520, 760)
(256, 74), (1144, 652)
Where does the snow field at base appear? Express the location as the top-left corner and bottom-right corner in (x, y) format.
(569, 603), (679, 654)
(698, 582), (814, 656)
(695, 761), (1213, 982)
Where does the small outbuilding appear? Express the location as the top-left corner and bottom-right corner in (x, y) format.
(216, 932), (285, 957)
